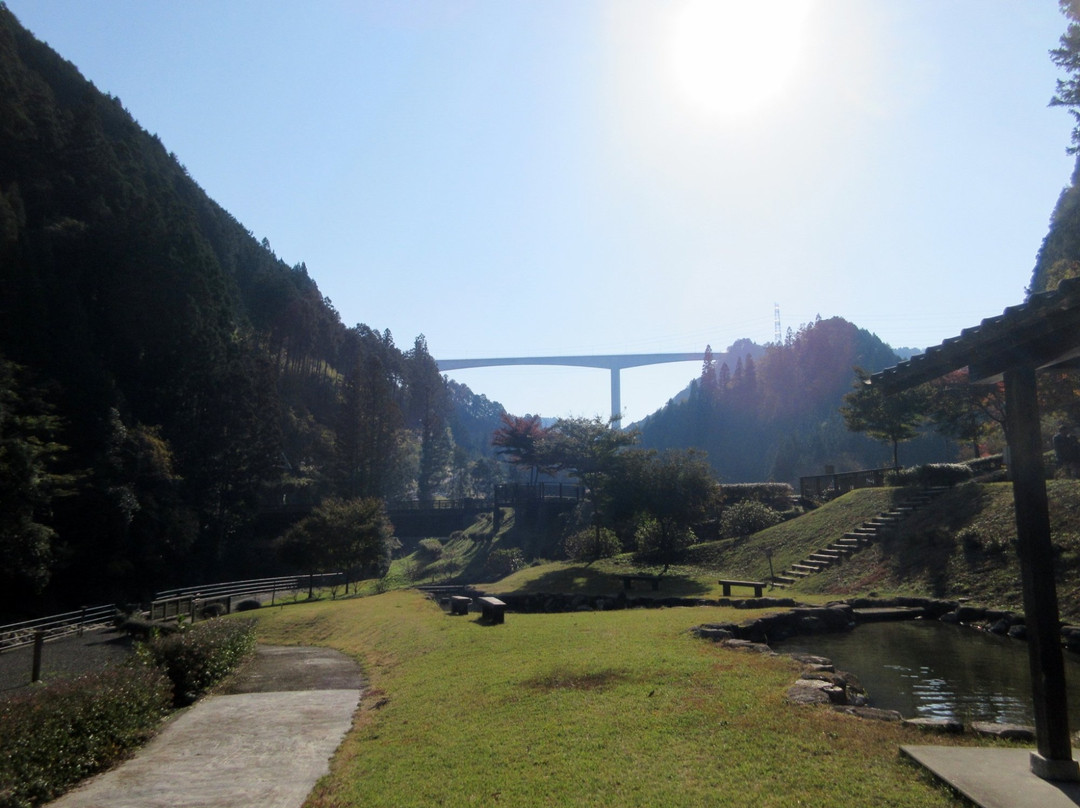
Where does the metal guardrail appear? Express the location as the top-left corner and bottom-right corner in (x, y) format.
(0, 573), (347, 653)
(153, 572), (345, 612)
(799, 467), (891, 500)
(0, 604), (118, 652)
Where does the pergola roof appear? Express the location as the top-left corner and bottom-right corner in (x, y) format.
(871, 276), (1080, 393)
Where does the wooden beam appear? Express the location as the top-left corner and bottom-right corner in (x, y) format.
(1004, 366), (1078, 779)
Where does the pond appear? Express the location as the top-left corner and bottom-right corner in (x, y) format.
(772, 619), (1080, 727)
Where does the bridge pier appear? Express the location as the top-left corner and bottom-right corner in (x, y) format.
(610, 367), (620, 423)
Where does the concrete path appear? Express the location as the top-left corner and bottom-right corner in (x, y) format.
(48, 646), (363, 808)
(902, 745), (1080, 808)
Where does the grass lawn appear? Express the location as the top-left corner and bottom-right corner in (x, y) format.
(253, 591), (991, 807)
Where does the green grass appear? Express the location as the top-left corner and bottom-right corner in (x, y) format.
(253, 591), (990, 807)
(801, 480), (1080, 621)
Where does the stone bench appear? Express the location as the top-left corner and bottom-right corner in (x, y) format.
(719, 579), (766, 597)
(449, 595), (471, 615)
(622, 575), (661, 591)
(478, 596), (506, 624)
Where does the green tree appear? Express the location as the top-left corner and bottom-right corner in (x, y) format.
(0, 355), (69, 596)
(840, 368), (928, 468)
(616, 448), (718, 569)
(276, 497), (398, 591)
(539, 415), (638, 549)
(926, 369), (1006, 457)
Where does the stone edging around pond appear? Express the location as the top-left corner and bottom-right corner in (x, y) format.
(689, 597), (1050, 739)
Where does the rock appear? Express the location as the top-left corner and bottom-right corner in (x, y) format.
(787, 653), (833, 668)
(939, 611), (960, 624)
(787, 678), (843, 705)
(722, 639), (774, 654)
(970, 721), (1036, 741)
(989, 618), (1010, 635)
(833, 705), (903, 721)
(903, 717), (964, 733)
(692, 626), (733, 642)
(1007, 624), (1027, 640)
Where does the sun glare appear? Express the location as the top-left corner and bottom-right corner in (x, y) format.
(670, 0), (814, 121)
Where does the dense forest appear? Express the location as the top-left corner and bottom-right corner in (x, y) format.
(636, 317), (953, 483)
(0, 7), (505, 614)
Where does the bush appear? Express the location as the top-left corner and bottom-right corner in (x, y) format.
(483, 547), (525, 581)
(563, 527), (622, 562)
(0, 665), (171, 807)
(719, 483), (795, 510)
(887, 463), (973, 488)
(234, 599), (261, 612)
(199, 602), (227, 619)
(720, 501), (782, 538)
(415, 538), (444, 561)
(139, 618), (257, 706)
(633, 515), (696, 565)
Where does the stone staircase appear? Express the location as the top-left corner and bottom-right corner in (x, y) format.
(772, 487), (949, 587)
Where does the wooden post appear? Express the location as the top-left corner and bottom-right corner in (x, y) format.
(32, 629), (44, 683)
(1004, 367), (1078, 780)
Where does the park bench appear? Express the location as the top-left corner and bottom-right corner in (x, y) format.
(478, 596), (506, 624)
(449, 595), (471, 615)
(718, 579), (766, 598)
(622, 575), (661, 591)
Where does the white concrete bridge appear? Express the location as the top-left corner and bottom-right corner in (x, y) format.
(435, 353), (706, 422)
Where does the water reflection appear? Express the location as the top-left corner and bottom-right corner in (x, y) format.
(772, 620), (1080, 726)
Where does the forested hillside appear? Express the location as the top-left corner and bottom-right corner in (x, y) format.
(638, 317), (952, 483)
(0, 7), (504, 614)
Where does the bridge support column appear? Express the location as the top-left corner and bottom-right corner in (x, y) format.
(610, 368), (621, 424)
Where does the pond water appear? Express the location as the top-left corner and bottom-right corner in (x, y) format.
(772, 620), (1080, 727)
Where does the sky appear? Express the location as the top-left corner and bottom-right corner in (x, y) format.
(6, 1), (1078, 423)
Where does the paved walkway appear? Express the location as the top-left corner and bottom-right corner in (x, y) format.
(47, 646), (363, 808)
(903, 746), (1080, 808)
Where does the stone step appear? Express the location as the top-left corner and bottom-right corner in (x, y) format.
(813, 549), (842, 559)
(772, 575), (796, 585)
(791, 563), (821, 573)
(808, 554), (837, 565)
(784, 568), (811, 578)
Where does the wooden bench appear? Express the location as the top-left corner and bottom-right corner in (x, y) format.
(449, 595), (471, 615)
(718, 579), (766, 597)
(622, 575), (661, 591)
(478, 596), (506, 624)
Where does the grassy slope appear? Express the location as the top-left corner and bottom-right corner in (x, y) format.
(254, 592), (983, 808)
(796, 480), (1080, 621)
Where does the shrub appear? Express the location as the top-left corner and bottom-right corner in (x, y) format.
(887, 463), (973, 488)
(139, 618), (257, 706)
(415, 538), (444, 561)
(0, 665), (171, 807)
(719, 483), (795, 510)
(720, 501), (782, 538)
(633, 515), (696, 565)
(563, 527), (622, 562)
(483, 547), (525, 580)
(234, 599), (261, 612)
(199, 602), (227, 619)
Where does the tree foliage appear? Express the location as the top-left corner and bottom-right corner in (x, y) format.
(0, 9), (500, 612)
(840, 368), (929, 469)
(276, 497), (398, 587)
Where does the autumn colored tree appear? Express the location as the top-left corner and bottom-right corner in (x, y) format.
(491, 413), (551, 483)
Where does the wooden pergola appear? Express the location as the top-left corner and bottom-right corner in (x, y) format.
(872, 276), (1080, 781)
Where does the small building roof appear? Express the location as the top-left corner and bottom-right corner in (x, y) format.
(871, 276), (1080, 393)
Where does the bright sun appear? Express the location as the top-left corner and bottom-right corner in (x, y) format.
(670, 0), (814, 121)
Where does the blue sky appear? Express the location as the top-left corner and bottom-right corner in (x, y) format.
(6, 1), (1077, 423)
